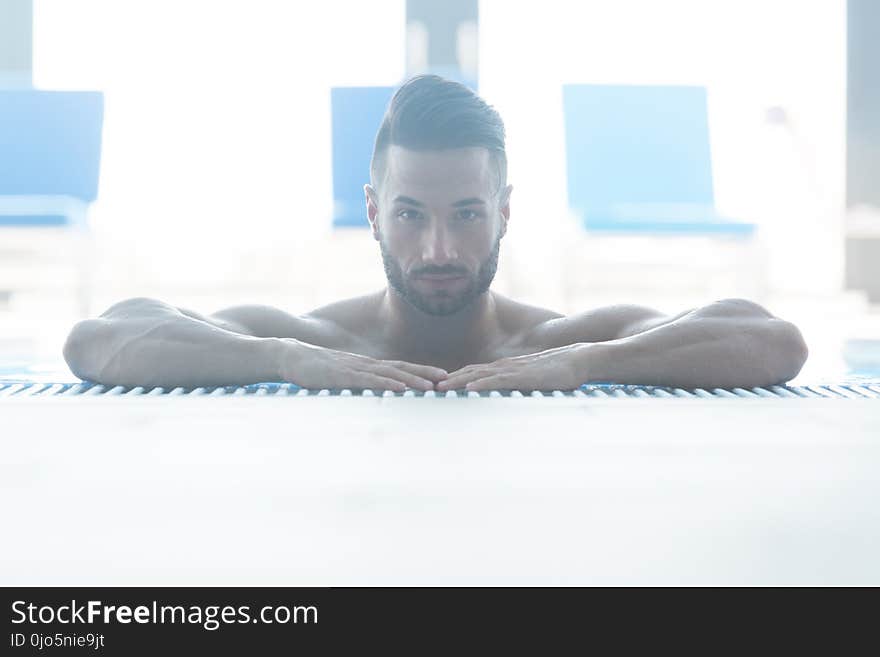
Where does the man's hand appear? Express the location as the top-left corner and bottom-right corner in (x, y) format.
(436, 344), (590, 392)
(280, 340), (448, 392)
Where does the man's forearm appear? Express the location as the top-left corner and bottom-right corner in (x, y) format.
(64, 315), (287, 388)
(579, 315), (808, 389)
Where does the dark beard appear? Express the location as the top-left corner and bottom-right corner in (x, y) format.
(380, 235), (501, 316)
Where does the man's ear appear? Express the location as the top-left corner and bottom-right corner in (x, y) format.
(498, 184), (513, 239)
(364, 184), (380, 241)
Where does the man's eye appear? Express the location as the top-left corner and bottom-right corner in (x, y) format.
(457, 209), (479, 221)
(398, 210), (422, 221)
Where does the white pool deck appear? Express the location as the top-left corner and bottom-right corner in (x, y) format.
(2, 393), (878, 586)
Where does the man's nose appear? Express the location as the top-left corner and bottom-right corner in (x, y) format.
(420, 219), (458, 265)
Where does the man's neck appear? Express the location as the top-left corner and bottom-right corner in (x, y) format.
(378, 287), (501, 360)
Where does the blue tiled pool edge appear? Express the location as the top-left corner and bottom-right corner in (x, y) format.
(1, 381), (879, 399)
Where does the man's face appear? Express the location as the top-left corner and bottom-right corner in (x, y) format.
(366, 146), (511, 316)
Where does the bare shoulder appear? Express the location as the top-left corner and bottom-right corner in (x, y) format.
(516, 302), (674, 350)
(492, 293), (563, 349)
(298, 291), (385, 348)
(210, 294), (380, 349)
(494, 293), (563, 326)
(306, 291), (385, 325)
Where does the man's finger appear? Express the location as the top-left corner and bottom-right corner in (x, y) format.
(464, 375), (509, 392)
(390, 361), (449, 381)
(436, 369), (493, 390)
(445, 363), (486, 377)
(369, 365), (434, 391)
(351, 372), (407, 392)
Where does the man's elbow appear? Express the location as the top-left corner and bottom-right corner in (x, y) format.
(64, 298), (172, 384)
(768, 320), (809, 384)
(63, 319), (112, 383)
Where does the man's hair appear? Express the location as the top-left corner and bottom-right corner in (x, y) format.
(370, 75), (507, 193)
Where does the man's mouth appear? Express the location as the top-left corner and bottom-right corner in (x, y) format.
(413, 272), (468, 289)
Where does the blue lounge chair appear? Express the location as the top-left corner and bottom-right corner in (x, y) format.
(562, 84), (753, 236)
(0, 90), (104, 314)
(330, 86), (394, 228)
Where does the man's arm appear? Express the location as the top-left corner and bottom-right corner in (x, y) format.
(63, 298), (446, 390)
(438, 298), (808, 391)
(580, 299), (808, 389)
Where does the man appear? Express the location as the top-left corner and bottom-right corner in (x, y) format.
(63, 75), (807, 392)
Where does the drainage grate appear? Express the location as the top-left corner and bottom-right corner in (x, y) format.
(1, 381), (879, 399)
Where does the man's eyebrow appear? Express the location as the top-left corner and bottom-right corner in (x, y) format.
(452, 198), (487, 207)
(392, 196), (487, 207)
(392, 195), (425, 207)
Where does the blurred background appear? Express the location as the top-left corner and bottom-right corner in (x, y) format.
(1, 0), (878, 382)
